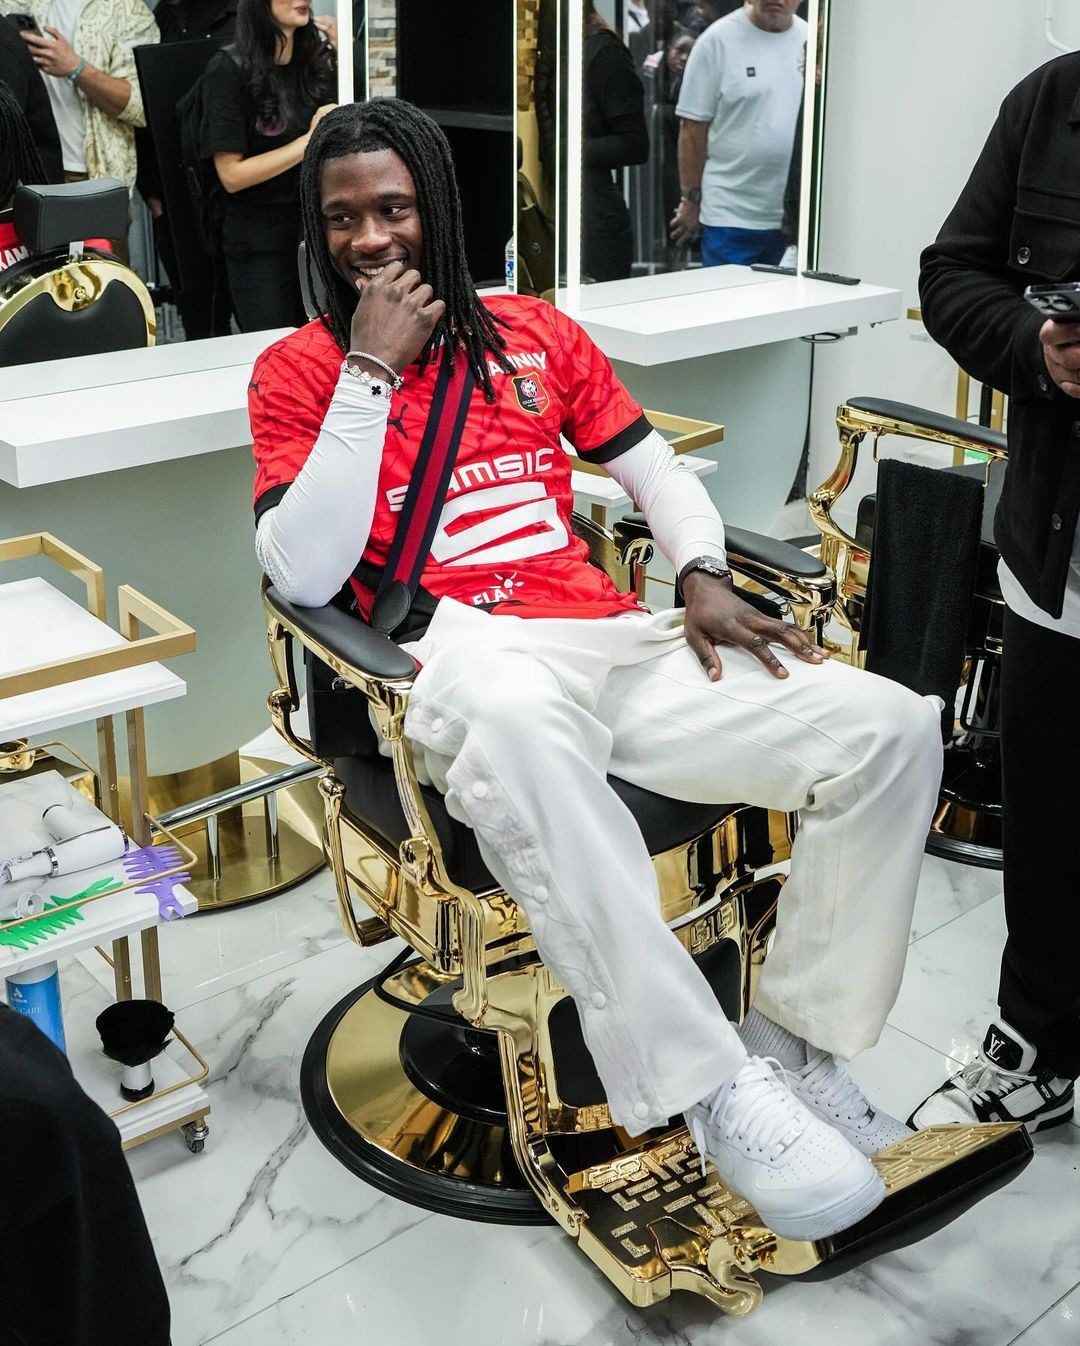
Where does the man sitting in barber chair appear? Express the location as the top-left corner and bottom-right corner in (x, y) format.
(250, 98), (943, 1244)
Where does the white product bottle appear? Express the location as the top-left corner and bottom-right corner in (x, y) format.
(504, 236), (515, 291)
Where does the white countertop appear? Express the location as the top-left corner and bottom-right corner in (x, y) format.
(569, 268), (902, 365)
(0, 329), (291, 488)
(0, 577), (186, 738)
(0, 272), (900, 485)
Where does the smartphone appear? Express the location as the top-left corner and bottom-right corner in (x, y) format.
(1024, 282), (1080, 320)
(8, 12), (42, 33)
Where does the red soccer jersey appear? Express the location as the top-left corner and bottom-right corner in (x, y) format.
(250, 294), (651, 622)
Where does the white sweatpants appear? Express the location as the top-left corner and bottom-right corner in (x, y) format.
(403, 599), (943, 1135)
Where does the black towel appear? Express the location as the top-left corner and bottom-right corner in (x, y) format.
(861, 459), (983, 737)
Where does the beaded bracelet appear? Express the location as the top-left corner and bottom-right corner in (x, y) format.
(340, 360), (392, 398)
(345, 350), (404, 391)
(67, 57), (85, 83)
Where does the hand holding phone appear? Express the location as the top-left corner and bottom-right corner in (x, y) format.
(1035, 296), (1080, 400)
(1024, 282), (1080, 320)
(8, 12), (43, 35)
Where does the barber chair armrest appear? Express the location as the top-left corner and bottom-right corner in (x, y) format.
(814, 397), (1009, 560)
(263, 585), (417, 762)
(264, 587), (417, 683)
(612, 514), (833, 629)
(845, 397), (1008, 459)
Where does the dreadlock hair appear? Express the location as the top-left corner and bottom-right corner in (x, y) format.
(0, 82), (47, 208)
(299, 98), (511, 402)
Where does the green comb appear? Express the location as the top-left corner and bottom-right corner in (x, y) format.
(0, 877), (120, 951)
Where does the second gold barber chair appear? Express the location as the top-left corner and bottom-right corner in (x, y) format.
(0, 180), (155, 365)
(811, 398), (1008, 867)
(264, 512), (1030, 1315)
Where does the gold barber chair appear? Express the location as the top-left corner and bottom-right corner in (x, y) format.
(264, 512), (1030, 1315)
(0, 180), (155, 366)
(811, 398), (1008, 868)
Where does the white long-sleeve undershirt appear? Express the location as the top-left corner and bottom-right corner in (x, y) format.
(255, 371), (390, 607)
(602, 432), (727, 578)
(255, 378), (728, 607)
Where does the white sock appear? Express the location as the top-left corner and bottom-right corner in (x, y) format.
(738, 1008), (811, 1071)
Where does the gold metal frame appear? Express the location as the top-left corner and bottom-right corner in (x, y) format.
(809, 403), (1007, 664)
(1, 532), (209, 1149)
(265, 512), (1027, 1312)
(0, 255), (156, 344)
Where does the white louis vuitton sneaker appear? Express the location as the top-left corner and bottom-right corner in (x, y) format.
(685, 1056), (886, 1242)
(787, 1050), (912, 1156)
(909, 1020), (1074, 1133)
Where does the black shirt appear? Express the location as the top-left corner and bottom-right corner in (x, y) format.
(582, 31), (647, 178)
(201, 49), (319, 210)
(920, 53), (1080, 618)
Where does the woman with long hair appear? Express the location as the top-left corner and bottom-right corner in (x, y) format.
(582, 0), (647, 282)
(201, 0), (337, 330)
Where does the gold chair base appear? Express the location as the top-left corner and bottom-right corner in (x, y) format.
(138, 751), (325, 909)
(303, 975), (548, 1223)
(927, 740), (1003, 869)
(304, 976), (1033, 1311)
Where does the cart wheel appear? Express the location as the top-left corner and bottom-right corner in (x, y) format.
(183, 1120), (209, 1154)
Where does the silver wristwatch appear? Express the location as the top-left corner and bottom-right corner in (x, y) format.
(678, 556), (733, 587)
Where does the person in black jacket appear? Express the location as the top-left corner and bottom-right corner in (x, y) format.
(911, 53), (1080, 1136)
(0, 14), (61, 182)
(582, 0), (647, 283)
(0, 1004), (171, 1346)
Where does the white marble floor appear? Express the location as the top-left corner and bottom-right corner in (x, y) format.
(89, 848), (1077, 1346)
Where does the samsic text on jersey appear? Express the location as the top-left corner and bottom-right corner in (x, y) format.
(250, 295), (652, 623)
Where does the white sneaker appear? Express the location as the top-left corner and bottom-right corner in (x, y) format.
(788, 1050), (912, 1156)
(685, 1056), (886, 1242)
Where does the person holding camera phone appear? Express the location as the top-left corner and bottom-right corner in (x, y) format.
(0, 0), (157, 260)
(912, 52), (1080, 1136)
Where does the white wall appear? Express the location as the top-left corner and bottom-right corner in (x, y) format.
(808, 0), (1080, 526)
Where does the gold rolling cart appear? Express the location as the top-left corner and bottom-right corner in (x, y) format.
(0, 532), (211, 1153)
(261, 510), (1030, 1316)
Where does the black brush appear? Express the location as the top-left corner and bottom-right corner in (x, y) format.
(96, 999), (175, 1101)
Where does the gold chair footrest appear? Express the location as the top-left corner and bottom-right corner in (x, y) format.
(560, 1121), (1030, 1313)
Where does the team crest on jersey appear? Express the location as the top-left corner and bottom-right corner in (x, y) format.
(512, 373), (550, 416)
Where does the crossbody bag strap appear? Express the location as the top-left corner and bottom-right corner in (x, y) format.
(370, 350), (476, 636)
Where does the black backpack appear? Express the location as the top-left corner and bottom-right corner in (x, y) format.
(176, 46), (237, 256)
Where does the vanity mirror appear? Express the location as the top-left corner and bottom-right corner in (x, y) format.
(515, 0), (830, 310)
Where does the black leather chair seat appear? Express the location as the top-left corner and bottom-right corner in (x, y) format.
(856, 459), (1006, 597)
(335, 754), (732, 891)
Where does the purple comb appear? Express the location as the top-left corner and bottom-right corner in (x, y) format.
(122, 845), (190, 921)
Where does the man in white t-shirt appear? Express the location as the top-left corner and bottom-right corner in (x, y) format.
(671, 0), (805, 266)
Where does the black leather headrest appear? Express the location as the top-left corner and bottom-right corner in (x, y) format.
(13, 179), (128, 254)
